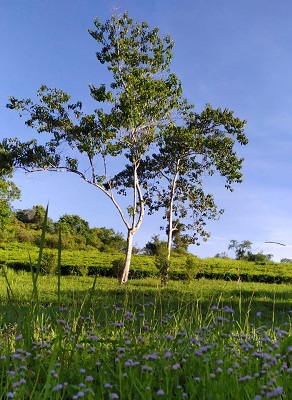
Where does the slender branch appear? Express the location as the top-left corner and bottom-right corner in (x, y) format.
(88, 155), (96, 183)
(17, 165), (131, 230)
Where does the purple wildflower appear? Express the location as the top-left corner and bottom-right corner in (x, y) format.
(164, 351), (172, 359)
(52, 384), (63, 392)
(266, 387), (283, 398)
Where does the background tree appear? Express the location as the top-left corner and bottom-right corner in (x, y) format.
(2, 12), (187, 284)
(144, 234), (167, 256)
(86, 227), (126, 252)
(246, 251), (273, 263)
(0, 173), (20, 241)
(214, 251), (229, 259)
(228, 239), (274, 262)
(228, 239), (253, 259)
(16, 205), (54, 231)
(56, 214), (90, 236)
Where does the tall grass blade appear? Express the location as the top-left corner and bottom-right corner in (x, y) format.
(2, 266), (16, 303)
(29, 204), (49, 338)
(36, 204), (49, 280)
(57, 228), (62, 310)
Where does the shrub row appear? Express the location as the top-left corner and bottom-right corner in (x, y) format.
(3, 260), (292, 284)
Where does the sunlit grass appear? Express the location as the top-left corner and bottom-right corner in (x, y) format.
(1, 275), (292, 399)
(1, 208), (292, 398)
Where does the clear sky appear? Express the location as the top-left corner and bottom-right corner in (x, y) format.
(1, 0), (292, 261)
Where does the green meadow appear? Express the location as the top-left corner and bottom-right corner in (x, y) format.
(0, 206), (291, 399)
(1, 244), (292, 399)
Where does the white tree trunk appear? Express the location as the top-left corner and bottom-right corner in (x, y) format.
(120, 230), (134, 284)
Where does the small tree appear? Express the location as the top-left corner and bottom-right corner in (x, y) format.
(246, 251), (273, 263)
(144, 235), (167, 256)
(2, 12), (187, 284)
(0, 174), (21, 241)
(56, 214), (89, 235)
(143, 106), (248, 281)
(214, 252), (229, 259)
(228, 239), (252, 260)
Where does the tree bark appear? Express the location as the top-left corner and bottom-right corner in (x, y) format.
(162, 161), (180, 284)
(120, 229), (134, 284)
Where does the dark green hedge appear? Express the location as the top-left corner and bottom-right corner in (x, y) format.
(3, 260), (292, 284)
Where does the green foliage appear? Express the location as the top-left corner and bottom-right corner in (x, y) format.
(154, 251), (170, 284)
(0, 175), (20, 241)
(214, 251), (229, 259)
(228, 240), (273, 263)
(144, 234), (167, 255)
(56, 214), (89, 235)
(2, 264), (292, 399)
(77, 263), (89, 277)
(228, 239), (253, 259)
(1, 239), (292, 286)
(111, 257), (125, 279)
(16, 205), (54, 231)
(10, 205), (127, 253)
(171, 220), (189, 253)
(86, 227), (126, 252)
(246, 251), (273, 264)
(185, 255), (198, 282)
(14, 225), (36, 244)
(41, 250), (57, 275)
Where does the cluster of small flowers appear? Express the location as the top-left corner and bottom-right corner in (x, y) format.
(1, 304), (291, 398)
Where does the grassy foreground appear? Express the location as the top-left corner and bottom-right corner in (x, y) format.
(0, 271), (292, 399)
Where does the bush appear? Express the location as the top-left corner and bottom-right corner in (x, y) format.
(45, 234), (59, 249)
(185, 255), (197, 283)
(41, 251), (57, 275)
(155, 252), (170, 285)
(111, 257), (124, 279)
(15, 228), (35, 244)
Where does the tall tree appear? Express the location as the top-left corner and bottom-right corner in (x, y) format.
(143, 105), (248, 281)
(1, 12), (187, 283)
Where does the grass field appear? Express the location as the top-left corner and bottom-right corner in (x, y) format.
(0, 217), (292, 400)
(1, 268), (292, 399)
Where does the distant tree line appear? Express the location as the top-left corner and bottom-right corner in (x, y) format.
(215, 239), (274, 264)
(0, 197), (127, 252)
(0, 171), (191, 256)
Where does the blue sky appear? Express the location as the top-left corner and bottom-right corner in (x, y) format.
(1, 0), (292, 261)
